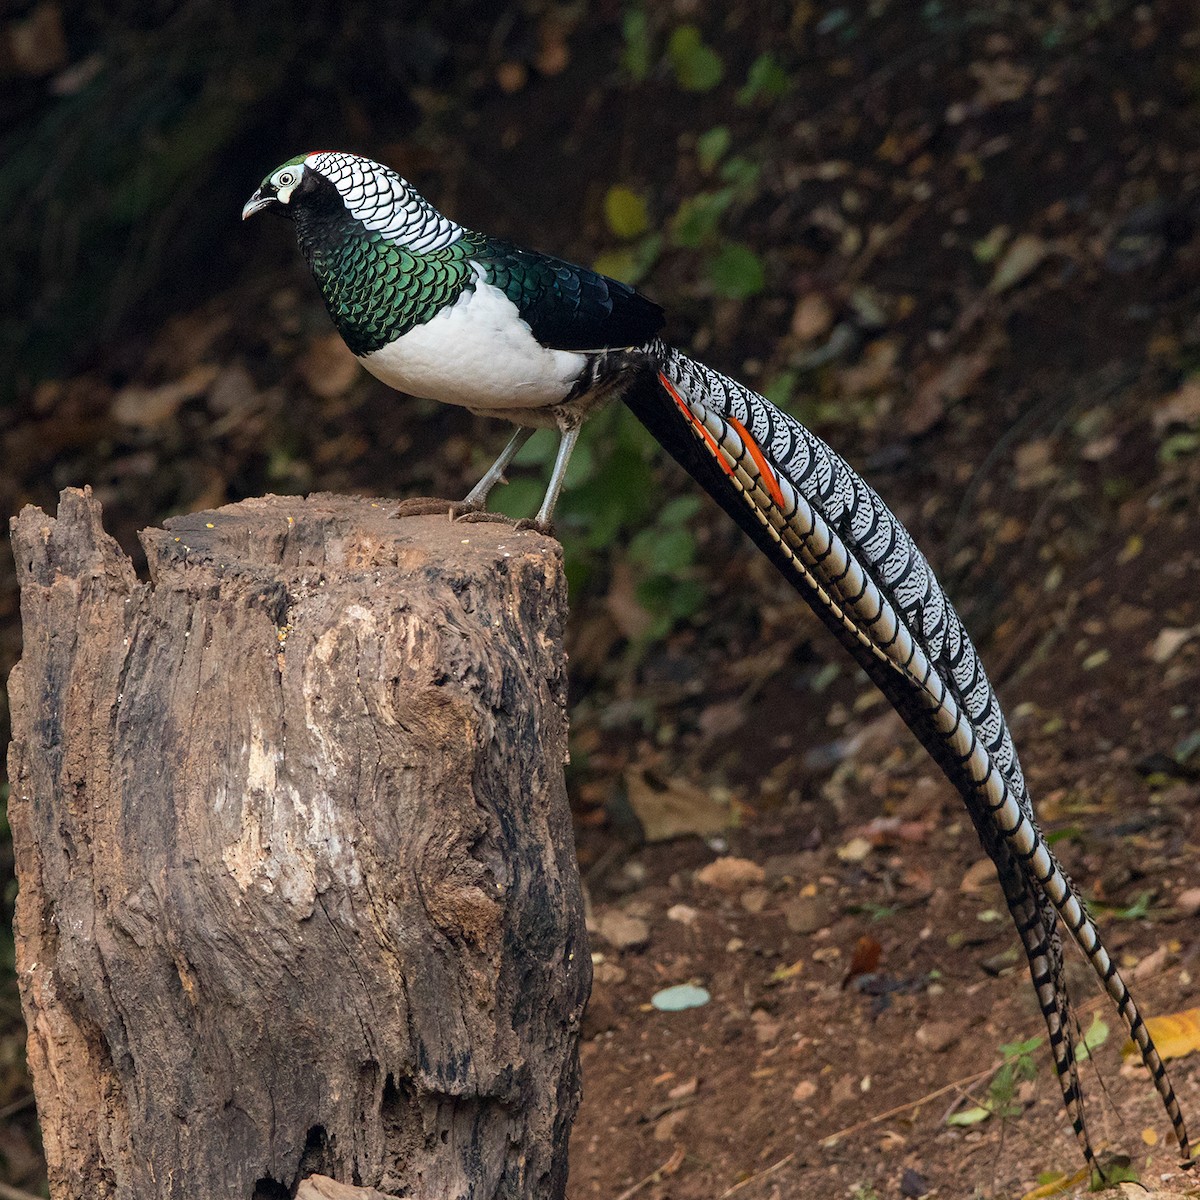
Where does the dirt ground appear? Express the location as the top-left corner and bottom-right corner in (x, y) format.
(4, 3), (1200, 1199)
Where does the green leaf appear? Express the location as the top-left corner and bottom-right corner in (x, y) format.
(1113, 890), (1153, 920)
(1089, 1159), (1139, 1188)
(947, 1105), (991, 1127)
(1074, 1013), (1109, 1063)
(718, 155), (761, 190)
(709, 242), (766, 298)
(621, 7), (652, 81)
(593, 233), (662, 286)
(629, 525), (695, 573)
(667, 25), (724, 91)
(696, 126), (730, 172)
(764, 369), (798, 409)
(658, 495), (702, 526)
(671, 189), (735, 247)
(604, 185), (650, 239)
(491, 476), (548, 520)
(737, 52), (790, 104)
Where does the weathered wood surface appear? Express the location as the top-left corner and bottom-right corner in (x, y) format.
(6, 488), (590, 1200)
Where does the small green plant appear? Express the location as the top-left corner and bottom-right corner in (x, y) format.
(737, 52), (790, 105)
(620, 6), (653, 81)
(666, 24), (724, 91)
(948, 1035), (1040, 1127)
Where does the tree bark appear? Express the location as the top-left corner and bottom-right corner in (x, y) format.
(6, 488), (589, 1200)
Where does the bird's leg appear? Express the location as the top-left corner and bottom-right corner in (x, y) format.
(533, 421), (582, 529)
(455, 426), (535, 514)
(457, 420), (582, 533)
(394, 427), (534, 521)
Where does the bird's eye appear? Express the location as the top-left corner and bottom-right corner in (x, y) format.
(278, 172), (295, 187)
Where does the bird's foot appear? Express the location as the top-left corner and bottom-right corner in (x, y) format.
(392, 496), (460, 518)
(454, 510), (552, 535)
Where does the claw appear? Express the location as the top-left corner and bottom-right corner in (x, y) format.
(392, 496), (460, 518)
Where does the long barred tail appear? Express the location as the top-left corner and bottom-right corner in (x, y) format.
(623, 340), (1190, 1168)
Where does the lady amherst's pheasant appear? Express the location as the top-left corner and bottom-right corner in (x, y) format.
(244, 150), (1191, 1172)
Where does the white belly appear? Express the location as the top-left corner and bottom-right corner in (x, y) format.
(359, 281), (587, 412)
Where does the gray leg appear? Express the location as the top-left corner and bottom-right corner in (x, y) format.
(534, 424), (582, 528)
(461, 427), (535, 511)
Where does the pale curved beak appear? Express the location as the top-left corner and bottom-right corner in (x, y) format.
(241, 189), (273, 220)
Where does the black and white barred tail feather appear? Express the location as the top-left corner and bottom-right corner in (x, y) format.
(623, 340), (1190, 1167)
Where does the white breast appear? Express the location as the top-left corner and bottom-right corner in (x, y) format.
(359, 280), (587, 412)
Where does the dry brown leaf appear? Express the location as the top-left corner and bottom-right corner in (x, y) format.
(960, 858), (997, 892)
(624, 769), (733, 842)
(1152, 376), (1200, 432)
(298, 332), (360, 399)
(842, 934), (882, 986)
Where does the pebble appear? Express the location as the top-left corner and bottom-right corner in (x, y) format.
(781, 895), (831, 935)
(1177, 887), (1200, 917)
(594, 910), (650, 951)
(695, 856), (765, 891)
(915, 1020), (960, 1053)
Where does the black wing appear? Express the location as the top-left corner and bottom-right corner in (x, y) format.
(475, 237), (664, 352)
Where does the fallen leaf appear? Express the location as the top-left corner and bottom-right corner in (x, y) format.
(959, 858), (997, 892)
(989, 233), (1049, 293)
(842, 934), (882, 986)
(298, 333), (360, 399)
(1019, 1166), (1089, 1199)
(624, 768), (733, 842)
(791, 293), (835, 343)
(111, 364), (218, 428)
(1148, 626), (1198, 664)
(1122, 1007), (1200, 1062)
(1151, 376), (1200, 432)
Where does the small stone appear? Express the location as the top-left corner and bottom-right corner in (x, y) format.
(792, 1079), (817, 1103)
(781, 895), (831, 935)
(915, 1021), (960, 1053)
(740, 886), (770, 914)
(750, 1008), (782, 1043)
(594, 910), (650, 951)
(1178, 887), (1200, 917)
(666, 903), (699, 926)
(695, 856), (765, 892)
(593, 962), (628, 985)
(835, 836), (872, 863)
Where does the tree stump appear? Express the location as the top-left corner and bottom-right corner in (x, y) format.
(6, 489), (590, 1200)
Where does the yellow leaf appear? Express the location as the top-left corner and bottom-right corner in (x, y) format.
(604, 185), (649, 239)
(1121, 1006), (1200, 1062)
(1142, 1127), (1159, 1146)
(770, 959), (805, 982)
(1020, 1165), (1089, 1199)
